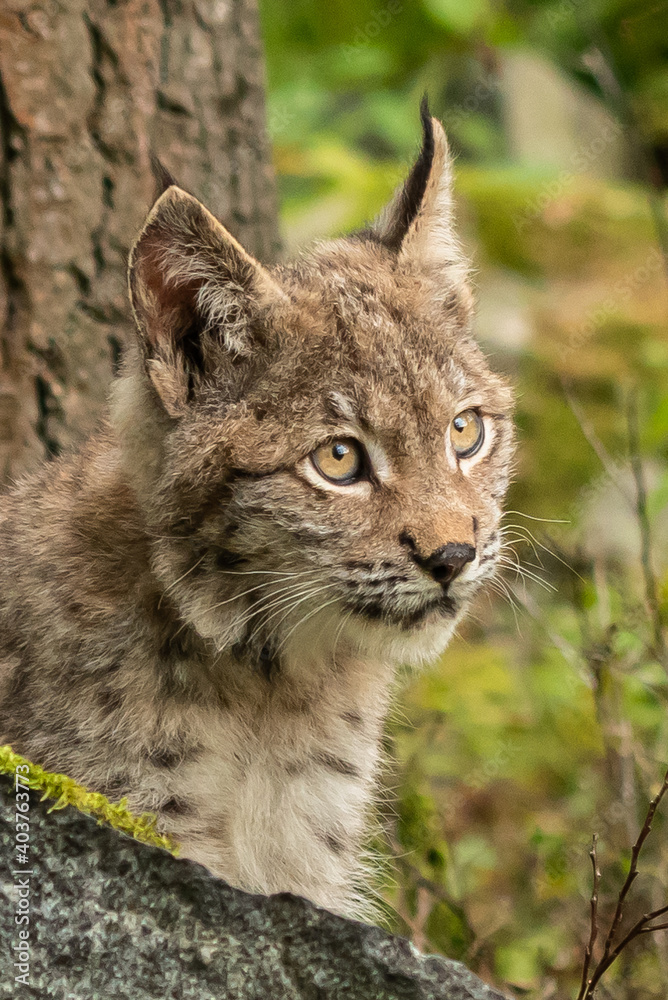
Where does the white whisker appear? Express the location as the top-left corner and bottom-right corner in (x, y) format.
(332, 611), (353, 669)
(488, 577), (522, 634)
(497, 556), (556, 593)
(191, 569), (325, 622)
(157, 554), (206, 609)
(502, 520), (585, 581)
(503, 510), (570, 524)
(276, 594), (344, 655)
(247, 582), (339, 644)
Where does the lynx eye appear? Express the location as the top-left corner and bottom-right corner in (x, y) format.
(311, 439), (365, 484)
(450, 409), (484, 459)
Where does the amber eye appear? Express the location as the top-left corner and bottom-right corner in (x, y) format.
(450, 409), (484, 459)
(311, 439), (365, 484)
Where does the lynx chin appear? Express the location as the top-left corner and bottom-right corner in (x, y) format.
(0, 103), (514, 920)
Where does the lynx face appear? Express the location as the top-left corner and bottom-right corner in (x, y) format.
(123, 107), (514, 673)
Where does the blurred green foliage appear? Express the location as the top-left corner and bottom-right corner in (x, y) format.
(259, 1), (668, 996)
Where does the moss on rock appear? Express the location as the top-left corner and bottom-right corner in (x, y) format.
(0, 744), (177, 854)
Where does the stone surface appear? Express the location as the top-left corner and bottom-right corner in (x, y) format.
(0, 775), (511, 999)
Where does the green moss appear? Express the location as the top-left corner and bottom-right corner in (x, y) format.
(0, 745), (178, 855)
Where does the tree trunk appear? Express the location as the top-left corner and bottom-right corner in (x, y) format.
(0, 0), (279, 481)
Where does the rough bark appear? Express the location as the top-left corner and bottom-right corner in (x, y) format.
(0, 0), (279, 481)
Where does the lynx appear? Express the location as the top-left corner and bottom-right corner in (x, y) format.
(0, 105), (513, 919)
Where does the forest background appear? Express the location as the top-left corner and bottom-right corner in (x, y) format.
(259, 1), (668, 997)
(1, 0), (667, 997)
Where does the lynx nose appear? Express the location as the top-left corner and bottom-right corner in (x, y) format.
(424, 543), (476, 586)
(422, 542), (475, 587)
(398, 535), (476, 587)
(400, 532), (477, 588)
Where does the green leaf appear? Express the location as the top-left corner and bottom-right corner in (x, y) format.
(425, 900), (475, 958)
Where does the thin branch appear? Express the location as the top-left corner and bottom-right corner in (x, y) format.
(577, 835), (600, 1000)
(610, 905), (668, 960)
(562, 382), (667, 672)
(588, 904), (668, 992)
(626, 391), (668, 671)
(390, 841), (471, 929)
(574, 21), (668, 283)
(561, 381), (633, 505)
(602, 770), (668, 962)
(579, 770), (668, 998)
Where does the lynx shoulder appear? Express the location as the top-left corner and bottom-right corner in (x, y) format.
(0, 105), (513, 919)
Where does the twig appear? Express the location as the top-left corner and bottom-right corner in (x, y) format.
(577, 770), (668, 999)
(561, 380), (633, 506)
(389, 835), (477, 953)
(563, 381), (667, 673)
(588, 906), (668, 994)
(626, 391), (668, 671)
(601, 771), (667, 960)
(577, 835), (600, 1000)
(573, 18), (668, 283)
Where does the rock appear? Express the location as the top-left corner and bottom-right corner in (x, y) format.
(0, 775), (511, 999)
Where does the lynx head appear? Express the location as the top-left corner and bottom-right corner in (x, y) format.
(118, 103), (514, 675)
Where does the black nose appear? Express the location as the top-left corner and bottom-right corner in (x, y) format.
(421, 542), (476, 586)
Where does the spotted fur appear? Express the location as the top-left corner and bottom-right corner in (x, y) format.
(0, 110), (514, 919)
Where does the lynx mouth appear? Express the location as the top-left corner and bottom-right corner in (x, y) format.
(345, 592), (456, 630)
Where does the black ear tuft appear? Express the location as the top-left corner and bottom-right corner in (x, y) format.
(355, 99), (467, 280)
(150, 154), (179, 201)
(354, 96), (435, 252)
(383, 95), (435, 247)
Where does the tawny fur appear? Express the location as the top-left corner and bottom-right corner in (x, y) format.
(0, 109), (514, 920)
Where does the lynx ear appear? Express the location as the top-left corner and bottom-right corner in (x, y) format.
(366, 99), (467, 283)
(128, 186), (284, 417)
